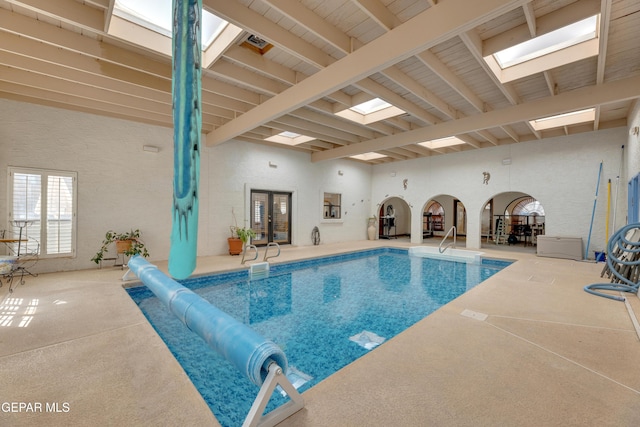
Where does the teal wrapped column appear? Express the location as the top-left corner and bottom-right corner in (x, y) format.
(169, 0), (201, 279)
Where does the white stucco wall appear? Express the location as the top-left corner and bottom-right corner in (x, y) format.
(204, 139), (373, 255)
(1, 97), (633, 273)
(628, 100), (640, 178)
(627, 101), (640, 224)
(0, 99), (177, 273)
(371, 127), (629, 255)
(0, 99), (372, 274)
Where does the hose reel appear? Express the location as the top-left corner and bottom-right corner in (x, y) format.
(584, 223), (640, 301)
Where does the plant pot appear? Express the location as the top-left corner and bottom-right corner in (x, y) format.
(115, 239), (134, 254)
(228, 237), (243, 255)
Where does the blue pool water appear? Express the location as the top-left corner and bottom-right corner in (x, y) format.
(127, 248), (511, 426)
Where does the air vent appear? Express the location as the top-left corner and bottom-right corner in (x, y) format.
(241, 34), (273, 55)
(246, 34), (269, 49)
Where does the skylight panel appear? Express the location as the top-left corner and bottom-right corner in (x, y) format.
(484, 15), (600, 83)
(335, 98), (405, 125)
(113, 0), (170, 37)
(350, 152), (387, 161)
(417, 136), (465, 150)
(265, 131), (315, 146)
(529, 108), (596, 131)
(350, 98), (393, 115)
(111, 0), (230, 54)
(493, 15), (598, 68)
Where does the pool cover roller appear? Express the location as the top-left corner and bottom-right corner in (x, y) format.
(128, 256), (288, 386)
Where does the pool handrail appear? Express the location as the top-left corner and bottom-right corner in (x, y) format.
(439, 226), (456, 253)
(242, 244), (259, 265)
(264, 242), (281, 261)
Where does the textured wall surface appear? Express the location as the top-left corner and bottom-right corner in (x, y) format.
(2, 99), (638, 272)
(0, 99), (372, 273)
(371, 126), (630, 251)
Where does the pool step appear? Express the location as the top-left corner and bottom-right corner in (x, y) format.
(249, 262), (270, 280)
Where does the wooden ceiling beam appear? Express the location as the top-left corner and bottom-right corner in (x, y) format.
(380, 66), (458, 120)
(203, 0), (333, 69)
(289, 108), (379, 140)
(5, 0), (105, 33)
(0, 7), (262, 109)
(459, 30), (520, 105)
(482, 0), (601, 56)
(209, 60), (289, 96)
(523, 2), (537, 36)
(354, 78), (441, 126)
(206, 0), (529, 146)
(311, 74), (640, 162)
(262, 0), (353, 54)
(271, 116), (361, 144)
(596, 0), (612, 85)
(351, 0), (401, 30)
(416, 50), (486, 113)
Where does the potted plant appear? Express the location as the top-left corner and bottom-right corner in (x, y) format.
(228, 226), (256, 255)
(91, 229), (149, 265)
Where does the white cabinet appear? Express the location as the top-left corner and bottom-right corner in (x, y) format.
(536, 236), (583, 260)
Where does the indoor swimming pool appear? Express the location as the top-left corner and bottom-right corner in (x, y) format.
(126, 248), (511, 426)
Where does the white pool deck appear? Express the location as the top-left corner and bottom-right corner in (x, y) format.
(1, 240), (639, 426)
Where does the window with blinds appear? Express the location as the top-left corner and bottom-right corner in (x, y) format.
(8, 167), (77, 258)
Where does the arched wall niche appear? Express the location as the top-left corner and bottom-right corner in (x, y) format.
(377, 196), (411, 239)
(480, 191), (546, 247)
(421, 194), (467, 241)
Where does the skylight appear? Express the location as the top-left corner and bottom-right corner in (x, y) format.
(350, 98), (393, 115)
(265, 131), (315, 146)
(114, 0), (226, 48)
(417, 136), (465, 150)
(350, 152), (387, 161)
(484, 15), (600, 83)
(494, 16), (598, 68)
(529, 108), (596, 131)
(335, 98), (405, 125)
(109, 0), (241, 64)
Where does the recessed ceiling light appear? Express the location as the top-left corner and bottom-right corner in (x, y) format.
(529, 108), (596, 131)
(417, 136), (465, 149)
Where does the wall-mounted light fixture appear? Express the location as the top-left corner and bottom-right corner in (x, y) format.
(630, 126), (640, 136)
(502, 158), (512, 165)
(143, 145), (160, 153)
(269, 161), (278, 168)
(338, 170), (344, 176)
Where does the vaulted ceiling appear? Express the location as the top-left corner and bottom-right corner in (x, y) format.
(1, 0), (639, 164)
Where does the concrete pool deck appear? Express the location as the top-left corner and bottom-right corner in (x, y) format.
(1, 240), (639, 426)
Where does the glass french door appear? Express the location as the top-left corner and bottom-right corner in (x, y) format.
(251, 190), (291, 246)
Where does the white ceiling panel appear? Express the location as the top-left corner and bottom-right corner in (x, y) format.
(0, 0), (638, 163)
